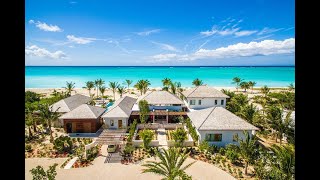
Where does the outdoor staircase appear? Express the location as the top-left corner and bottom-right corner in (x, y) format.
(95, 129), (127, 145)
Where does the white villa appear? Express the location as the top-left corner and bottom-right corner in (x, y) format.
(187, 107), (259, 146)
(182, 85), (229, 110)
(55, 86), (258, 147)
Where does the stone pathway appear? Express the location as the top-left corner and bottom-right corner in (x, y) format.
(157, 128), (168, 149)
(64, 157), (78, 169)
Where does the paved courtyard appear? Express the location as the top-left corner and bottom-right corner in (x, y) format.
(25, 145), (235, 180)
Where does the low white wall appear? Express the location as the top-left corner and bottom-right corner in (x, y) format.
(132, 124), (159, 147)
(132, 140), (159, 147)
(198, 130), (254, 147)
(136, 123), (159, 130)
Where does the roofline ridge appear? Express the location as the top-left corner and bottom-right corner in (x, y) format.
(198, 107), (216, 130)
(187, 86), (199, 97)
(85, 104), (98, 118)
(139, 91), (153, 102)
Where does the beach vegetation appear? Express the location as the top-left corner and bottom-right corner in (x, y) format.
(134, 79), (151, 95)
(142, 148), (195, 180)
(63, 81), (75, 97)
(288, 83), (295, 91)
(109, 81), (119, 101)
(171, 127), (188, 147)
(162, 77), (172, 91)
(53, 135), (73, 153)
(83, 81), (94, 97)
(239, 81), (250, 92)
(139, 129), (154, 149)
(117, 86), (125, 98)
(38, 104), (60, 142)
(30, 163), (58, 180)
(192, 78), (203, 86)
(232, 77), (242, 91)
(185, 118), (199, 143)
(124, 79), (133, 91)
(25, 91), (40, 103)
(248, 81), (257, 93)
(238, 131), (257, 175)
(99, 86), (106, 102)
(260, 85), (270, 97)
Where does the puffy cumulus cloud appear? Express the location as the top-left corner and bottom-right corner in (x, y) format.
(137, 29), (161, 36)
(151, 38), (295, 61)
(25, 45), (67, 59)
(66, 35), (97, 44)
(29, 20), (62, 32)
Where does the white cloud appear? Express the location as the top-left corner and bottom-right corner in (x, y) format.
(29, 20), (62, 32)
(258, 27), (284, 35)
(151, 41), (180, 52)
(253, 34), (274, 41)
(151, 38), (295, 61)
(25, 45), (67, 59)
(235, 30), (258, 37)
(137, 29), (161, 36)
(69, 1), (77, 4)
(67, 35), (97, 44)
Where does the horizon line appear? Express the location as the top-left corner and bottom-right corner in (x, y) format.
(26, 65), (295, 67)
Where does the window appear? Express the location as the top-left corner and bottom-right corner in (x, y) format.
(110, 120), (114, 126)
(233, 133), (238, 142)
(221, 100), (224, 105)
(214, 100), (218, 105)
(205, 134), (222, 142)
(190, 100), (196, 105)
(198, 100), (202, 105)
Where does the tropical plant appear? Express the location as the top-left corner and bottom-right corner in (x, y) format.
(221, 89), (235, 99)
(127, 119), (138, 142)
(99, 86), (106, 103)
(288, 83), (295, 91)
(97, 78), (105, 96)
(83, 81), (95, 97)
(38, 104), (60, 142)
(239, 81), (250, 92)
(134, 79), (151, 95)
(185, 118), (199, 143)
(192, 78), (203, 86)
(117, 86), (125, 98)
(268, 92), (295, 110)
(225, 144), (239, 164)
(176, 82), (184, 99)
(235, 104), (258, 124)
(25, 112), (34, 138)
(269, 144), (295, 180)
(63, 81), (75, 97)
(198, 140), (209, 153)
(53, 136), (73, 153)
(124, 79), (133, 92)
(25, 91), (40, 103)
(238, 131), (257, 175)
(232, 77), (242, 91)
(248, 81), (256, 93)
(169, 82), (177, 95)
(162, 78), (172, 91)
(139, 129), (154, 149)
(30, 163), (58, 180)
(142, 148), (195, 179)
(226, 94), (249, 113)
(171, 127), (188, 147)
(109, 81), (119, 101)
(139, 100), (150, 126)
(261, 85), (270, 97)
(94, 80), (99, 97)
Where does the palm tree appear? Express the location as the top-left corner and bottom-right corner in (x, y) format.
(248, 81), (256, 93)
(232, 77), (242, 92)
(25, 113), (34, 138)
(63, 81), (75, 96)
(38, 104), (60, 142)
(176, 82), (184, 99)
(238, 131), (257, 175)
(117, 86), (125, 98)
(142, 148), (195, 179)
(125, 80), (133, 92)
(99, 86), (106, 103)
(97, 78), (105, 97)
(240, 81), (250, 92)
(288, 83), (295, 91)
(236, 104), (258, 124)
(192, 78), (203, 86)
(270, 144), (295, 179)
(139, 100), (150, 126)
(109, 81), (119, 101)
(83, 81), (94, 97)
(169, 82), (177, 95)
(94, 80), (99, 97)
(162, 78), (172, 91)
(134, 80), (144, 95)
(261, 85), (270, 97)
(141, 79), (151, 94)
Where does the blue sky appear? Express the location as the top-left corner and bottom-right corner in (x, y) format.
(25, 0), (295, 66)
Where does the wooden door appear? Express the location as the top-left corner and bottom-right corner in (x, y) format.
(118, 120), (122, 129)
(84, 122), (91, 133)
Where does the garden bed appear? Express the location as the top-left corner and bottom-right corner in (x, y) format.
(165, 129), (175, 140)
(135, 129), (157, 140)
(72, 144), (102, 168)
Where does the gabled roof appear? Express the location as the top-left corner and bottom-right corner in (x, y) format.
(187, 107), (258, 131)
(137, 91), (184, 105)
(51, 94), (92, 113)
(59, 104), (105, 119)
(182, 85), (229, 98)
(102, 96), (137, 118)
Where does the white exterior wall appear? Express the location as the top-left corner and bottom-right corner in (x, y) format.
(103, 117), (128, 129)
(184, 97), (227, 109)
(198, 130), (254, 147)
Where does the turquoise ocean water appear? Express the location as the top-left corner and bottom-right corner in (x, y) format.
(25, 66), (295, 88)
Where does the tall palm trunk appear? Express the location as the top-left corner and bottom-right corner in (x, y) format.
(33, 121), (37, 132)
(113, 90), (116, 101)
(29, 126), (33, 137)
(245, 161), (248, 175)
(48, 120), (53, 142)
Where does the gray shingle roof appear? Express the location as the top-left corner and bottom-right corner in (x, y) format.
(102, 96), (137, 118)
(51, 94), (92, 113)
(137, 91), (184, 105)
(187, 107), (259, 130)
(182, 85), (229, 98)
(59, 104), (105, 119)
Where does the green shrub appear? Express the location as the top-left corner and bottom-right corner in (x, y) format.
(30, 164), (58, 180)
(225, 144), (239, 164)
(185, 118), (199, 143)
(208, 145), (218, 154)
(25, 144), (32, 152)
(171, 127), (187, 147)
(199, 140), (209, 153)
(53, 136), (73, 153)
(127, 119), (137, 142)
(219, 147), (225, 155)
(139, 129), (154, 149)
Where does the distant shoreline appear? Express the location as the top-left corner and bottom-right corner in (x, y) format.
(25, 65), (295, 67)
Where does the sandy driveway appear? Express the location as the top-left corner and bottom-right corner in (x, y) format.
(25, 155), (235, 180)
